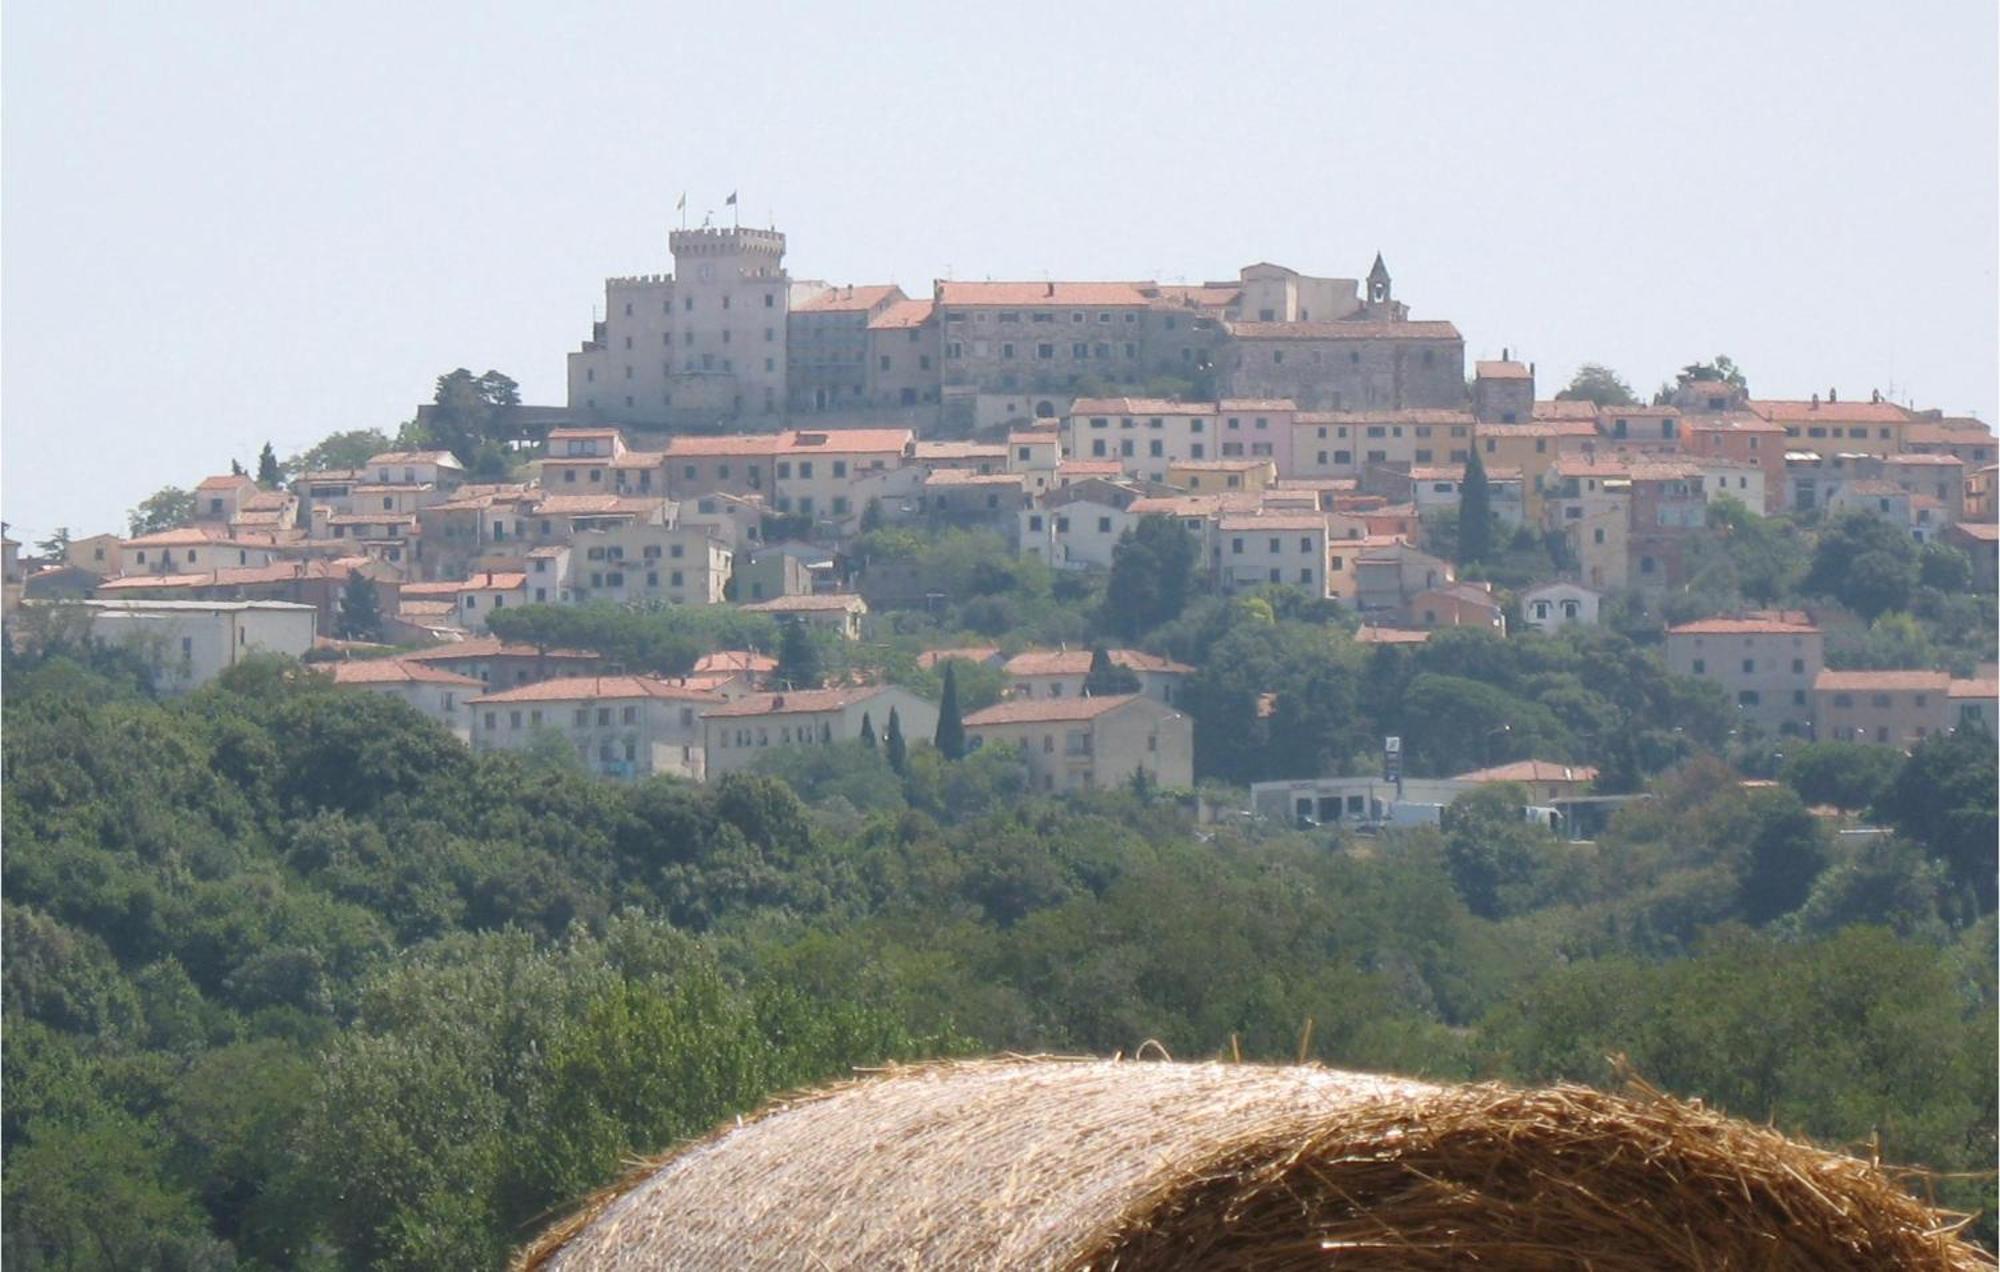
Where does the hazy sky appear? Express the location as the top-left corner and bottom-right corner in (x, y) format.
(4, 1), (1995, 543)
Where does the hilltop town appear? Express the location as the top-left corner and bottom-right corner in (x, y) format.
(4, 222), (1995, 816)
(8, 233), (1998, 1270)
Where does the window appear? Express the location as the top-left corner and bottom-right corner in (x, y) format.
(1692, 659), (1706, 674)
(1738, 690), (1761, 706)
(1741, 659), (1755, 674)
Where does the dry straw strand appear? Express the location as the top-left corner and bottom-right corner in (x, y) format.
(515, 1058), (1994, 1272)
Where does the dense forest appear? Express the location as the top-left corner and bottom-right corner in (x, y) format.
(2, 625), (1993, 1267)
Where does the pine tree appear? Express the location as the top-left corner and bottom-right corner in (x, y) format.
(884, 708), (907, 775)
(336, 572), (383, 641)
(859, 712), (877, 750)
(256, 442), (282, 488)
(1458, 446), (1492, 566)
(935, 663), (966, 760)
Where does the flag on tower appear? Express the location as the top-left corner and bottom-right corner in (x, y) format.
(676, 191), (686, 211)
(725, 190), (738, 206)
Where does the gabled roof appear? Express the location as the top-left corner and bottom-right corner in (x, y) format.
(1002, 649), (1192, 678)
(1070, 397), (1217, 417)
(1668, 617), (1820, 636)
(1475, 360), (1532, 380)
(196, 473), (258, 491)
(867, 299), (935, 330)
(123, 526), (240, 548)
(328, 658), (483, 688)
(1747, 400), (1912, 425)
(1454, 760), (1598, 785)
(1814, 669), (1951, 693)
(366, 450), (464, 467)
(963, 693), (1152, 726)
(702, 686), (906, 718)
(793, 285), (903, 314)
(471, 675), (725, 705)
(398, 572), (526, 595)
(935, 281), (1150, 308)
(693, 650), (778, 674)
(739, 593), (867, 613)
(402, 637), (601, 663)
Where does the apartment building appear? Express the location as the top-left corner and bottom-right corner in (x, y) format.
(1289, 410), (1478, 480)
(566, 522), (731, 606)
(1066, 398), (1219, 482)
(962, 693), (1194, 793)
(471, 675), (724, 780)
(1681, 415), (1787, 511)
(1216, 514), (1330, 594)
(865, 298), (941, 409)
(1748, 396), (1912, 456)
(327, 658), (483, 740)
(1664, 616), (1823, 737)
(936, 281), (1153, 404)
(122, 529), (279, 576)
(1812, 670), (1954, 747)
(1000, 648), (1194, 706)
(398, 636), (605, 689)
(701, 685), (937, 778)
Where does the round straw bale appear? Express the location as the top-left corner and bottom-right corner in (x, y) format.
(515, 1057), (1991, 1271)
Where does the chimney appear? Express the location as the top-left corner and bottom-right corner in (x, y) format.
(1502, 347), (1510, 362)
(772, 694), (785, 709)
(1811, 393), (1819, 409)
(1871, 388), (1882, 404)
(1828, 387), (1838, 403)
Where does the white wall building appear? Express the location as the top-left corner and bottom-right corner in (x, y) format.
(327, 658), (484, 740)
(1520, 582), (1601, 633)
(963, 693), (1194, 793)
(74, 599), (317, 694)
(470, 675), (724, 780)
(701, 685), (938, 778)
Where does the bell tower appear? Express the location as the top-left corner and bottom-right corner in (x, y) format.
(1366, 252), (1392, 305)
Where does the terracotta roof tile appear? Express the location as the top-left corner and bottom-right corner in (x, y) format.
(793, 285), (902, 314)
(1454, 760), (1598, 784)
(1814, 669), (1952, 692)
(963, 693), (1148, 725)
(1002, 649), (1192, 677)
(471, 675), (725, 705)
(1229, 320), (1461, 341)
(702, 686), (901, 717)
(936, 281), (1150, 307)
(1669, 617), (1821, 636)
(866, 299), (935, 330)
(328, 658), (483, 688)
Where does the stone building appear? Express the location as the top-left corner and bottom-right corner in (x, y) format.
(569, 226), (808, 426)
(787, 285), (907, 413)
(1471, 358), (1534, 424)
(1664, 615), (1822, 738)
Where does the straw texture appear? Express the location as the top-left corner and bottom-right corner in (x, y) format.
(516, 1057), (1992, 1271)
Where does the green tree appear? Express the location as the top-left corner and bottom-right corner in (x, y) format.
(287, 427), (393, 474)
(1735, 788), (1830, 924)
(859, 498), (884, 533)
(1104, 516), (1198, 640)
(1780, 742), (1903, 810)
(1458, 446), (1492, 565)
(775, 620), (824, 690)
(32, 527), (71, 559)
(428, 368), (525, 464)
(1083, 645), (1141, 696)
(884, 707), (907, 775)
(1555, 363), (1638, 406)
(1918, 541), (1971, 593)
(934, 662), (966, 760)
(859, 711), (877, 750)
(336, 573), (384, 642)
(126, 487), (196, 536)
(1803, 511), (1916, 620)
(1873, 727), (1998, 913)
(256, 442), (282, 488)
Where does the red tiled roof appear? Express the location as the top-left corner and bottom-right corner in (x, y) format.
(1668, 617), (1820, 636)
(1950, 521), (1999, 542)
(1533, 400), (1602, 421)
(1880, 453), (1964, 467)
(1228, 320), (1461, 341)
(401, 637), (601, 663)
(1949, 677), (1998, 699)
(793, 285), (902, 314)
(739, 593), (866, 612)
(1454, 760), (1598, 784)
(1747, 400), (1913, 425)
(1353, 625), (1430, 645)
(780, 429), (914, 454)
(914, 442), (1008, 460)
(963, 693), (1148, 725)
(329, 658), (483, 688)
(1475, 360), (1531, 380)
(196, 474), (257, 491)
(531, 494), (662, 516)
(867, 298), (935, 330)
(123, 526), (242, 548)
(1295, 409), (1477, 427)
(1814, 669), (1952, 693)
(1477, 421), (1601, 439)
(399, 572), (526, 596)
(1003, 649), (1192, 677)
(366, 450), (462, 466)
(471, 675), (725, 705)
(702, 686), (902, 717)
(1217, 398), (1299, 412)
(663, 433), (787, 457)
(936, 281), (1150, 307)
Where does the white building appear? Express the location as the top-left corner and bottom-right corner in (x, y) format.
(1066, 398), (1221, 483)
(1520, 582), (1601, 633)
(701, 685), (938, 778)
(1216, 514), (1330, 595)
(470, 675), (724, 780)
(73, 599), (317, 693)
(326, 657), (484, 740)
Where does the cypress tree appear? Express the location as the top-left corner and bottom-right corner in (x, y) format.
(1459, 446), (1493, 565)
(336, 573), (383, 641)
(859, 711), (877, 750)
(934, 663), (966, 759)
(885, 708), (907, 775)
(256, 442), (282, 488)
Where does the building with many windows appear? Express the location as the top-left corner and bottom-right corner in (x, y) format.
(1664, 615), (1823, 737)
(470, 675), (723, 780)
